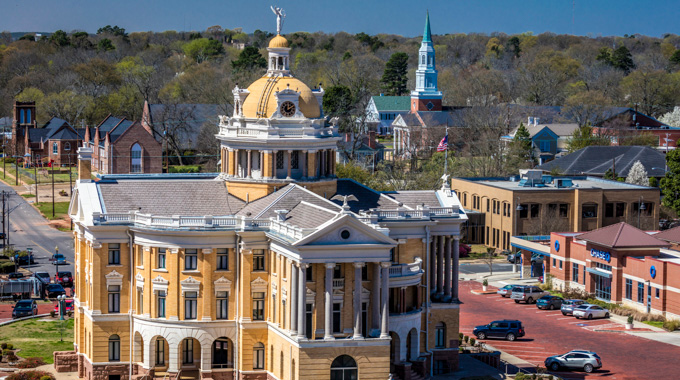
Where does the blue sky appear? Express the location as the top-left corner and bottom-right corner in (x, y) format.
(2, 0), (679, 37)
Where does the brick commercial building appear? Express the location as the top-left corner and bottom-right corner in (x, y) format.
(511, 222), (680, 320)
(62, 14), (466, 380)
(451, 170), (659, 251)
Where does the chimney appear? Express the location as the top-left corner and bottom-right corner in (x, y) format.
(368, 131), (376, 149)
(534, 117), (539, 126)
(77, 147), (93, 182)
(528, 117), (533, 125)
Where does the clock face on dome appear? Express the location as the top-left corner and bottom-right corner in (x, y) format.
(280, 101), (296, 117)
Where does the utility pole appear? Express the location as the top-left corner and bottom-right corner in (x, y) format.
(51, 161), (55, 218)
(1, 191), (5, 249)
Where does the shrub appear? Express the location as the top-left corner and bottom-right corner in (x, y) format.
(469, 337), (476, 346)
(16, 357), (46, 369)
(463, 335), (469, 343)
(482, 279), (488, 286)
(50, 311), (56, 318)
(7, 343), (13, 350)
(1, 342), (7, 349)
(58, 190), (68, 197)
(6, 352), (18, 362)
(459, 332), (464, 340)
(3, 348), (14, 355)
(7, 370), (54, 380)
(515, 373), (526, 380)
(663, 319), (680, 331)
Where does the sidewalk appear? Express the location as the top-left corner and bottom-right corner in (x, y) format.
(465, 272), (680, 347)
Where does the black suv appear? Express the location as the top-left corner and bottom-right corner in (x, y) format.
(473, 320), (525, 341)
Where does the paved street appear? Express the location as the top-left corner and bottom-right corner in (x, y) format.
(459, 262), (514, 275)
(459, 280), (680, 380)
(0, 180), (74, 276)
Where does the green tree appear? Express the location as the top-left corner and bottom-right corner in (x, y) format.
(97, 25), (128, 38)
(323, 85), (352, 116)
(97, 38), (115, 52)
(380, 52), (409, 96)
(670, 49), (680, 66)
(507, 36), (521, 58)
(661, 149), (680, 214)
(231, 46), (266, 73)
(49, 30), (70, 47)
(506, 123), (535, 171)
(183, 38), (225, 63)
(611, 46), (635, 74)
(116, 57), (156, 102)
(70, 31), (93, 49)
(565, 124), (610, 153)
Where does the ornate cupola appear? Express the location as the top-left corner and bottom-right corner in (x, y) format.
(216, 6), (340, 202)
(411, 11), (443, 112)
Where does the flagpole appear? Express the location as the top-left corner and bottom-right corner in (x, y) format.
(443, 126), (448, 175)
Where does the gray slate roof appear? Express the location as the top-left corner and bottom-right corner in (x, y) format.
(98, 179), (245, 216)
(536, 146), (666, 177)
(384, 190), (442, 209)
(237, 184), (342, 220)
(333, 179), (400, 213)
(284, 201), (338, 229)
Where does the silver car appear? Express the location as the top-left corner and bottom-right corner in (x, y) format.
(496, 284), (515, 297)
(573, 304), (610, 320)
(545, 350), (602, 373)
(510, 285), (548, 304)
(561, 299), (586, 315)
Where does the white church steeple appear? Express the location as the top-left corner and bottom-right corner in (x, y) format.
(411, 11), (442, 112)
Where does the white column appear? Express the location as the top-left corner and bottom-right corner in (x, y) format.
(429, 238), (436, 294)
(445, 236), (452, 299)
(453, 237), (460, 301)
(143, 339), (152, 369)
(324, 263), (334, 340)
(200, 342), (211, 373)
(298, 263), (307, 339)
(287, 150), (292, 179)
(290, 261), (298, 336)
(353, 262), (364, 339)
(371, 263), (380, 331)
(168, 342), (179, 373)
(247, 149), (252, 178)
(380, 262), (390, 338)
(437, 236), (444, 296)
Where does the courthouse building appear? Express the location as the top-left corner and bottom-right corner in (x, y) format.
(63, 13), (466, 380)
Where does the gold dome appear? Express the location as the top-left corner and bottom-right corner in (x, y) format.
(268, 34), (289, 48)
(242, 76), (321, 119)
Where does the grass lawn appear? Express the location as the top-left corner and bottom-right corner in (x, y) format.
(0, 166), (35, 185)
(461, 244), (500, 260)
(36, 201), (70, 220)
(21, 193), (36, 198)
(0, 318), (74, 363)
(168, 165), (201, 173)
(642, 320), (665, 329)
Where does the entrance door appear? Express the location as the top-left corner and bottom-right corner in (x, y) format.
(594, 275), (611, 301)
(647, 284), (652, 313)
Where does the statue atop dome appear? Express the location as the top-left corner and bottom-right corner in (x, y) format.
(271, 6), (285, 35)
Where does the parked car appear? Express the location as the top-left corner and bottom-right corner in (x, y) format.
(573, 304), (610, 320)
(45, 284), (66, 298)
(507, 252), (521, 264)
(496, 284), (515, 297)
(34, 271), (51, 285)
(473, 320), (525, 341)
(11, 254), (34, 266)
(12, 299), (37, 319)
(8, 272), (24, 281)
(51, 254), (67, 265)
(53, 299), (74, 314)
(536, 295), (564, 310)
(531, 253), (544, 263)
(511, 285), (548, 304)
(55, 271), (73, 287)
(544, 350), (602, 373)
(561, 299), (586, 316)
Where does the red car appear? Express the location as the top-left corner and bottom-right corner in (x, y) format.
(53, 299), (74, 314)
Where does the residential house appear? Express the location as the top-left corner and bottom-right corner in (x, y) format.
(25, 117), (82, 167)
(365, 95), (411, 136)
(502, 118), (579, 164)
(336, 131), (385, 170)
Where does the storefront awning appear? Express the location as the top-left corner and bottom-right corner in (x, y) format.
(510, 242), (551, 257)
(586, 267), (612, 279)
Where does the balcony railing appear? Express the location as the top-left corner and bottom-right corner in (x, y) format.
(388, 257), (423, 278)
(357, 206), (461, 224)
(332, 278), (345, 289)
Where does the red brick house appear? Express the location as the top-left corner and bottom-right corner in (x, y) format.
(25, 117), (82, 167)
(83, 115), (162, 174)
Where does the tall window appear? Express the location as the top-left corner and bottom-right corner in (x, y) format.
(333, 303), (341, 333)
(217, 248), (228, 270)
(276, 151), (284, 169)
(108, 243), (120, 265)
(108, 285), (120, 313)
(52, 142), (58, 155)
(252, 292), (265, 321)
(185, 249), (197, 270)
(182, 339), (194, 364)
(306, 265), (313, 281)
(253, 249), (265, 271)
(216, 291), (229, 319)
(625, 279), (632, 300)
(130, 143), (142, 173)
(64, 142), (71, 152)
(157, 248), (166, 269)
(306, 303), (313, 339)
(109, 335), (120, 362)
(291, 151), (299, 169)
(157, 291), (166, 318)
(330, 355), (357, 380)
(253, 343), (265, 370)
(137, 288), (144, 314)
(155, 339), (165, 365)
(637, 282), (644, 303)
(435, 322), (446, 348)
(572, 263), (579, 282)
(185, 292), (197, 320)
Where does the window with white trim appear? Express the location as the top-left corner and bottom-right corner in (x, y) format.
(185, 291), (197, 320)
(185, 249), (197, 270)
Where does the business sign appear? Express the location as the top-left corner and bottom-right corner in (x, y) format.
(650, 265), (657, 279)
(554, 240), (560, 252)
(590, 249), (611, 263)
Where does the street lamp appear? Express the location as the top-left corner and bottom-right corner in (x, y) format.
(54, 245), (59, 280)
(64, 145), (72, 230)
(638, 196), (646, 229)
(57, 294), (66, 320)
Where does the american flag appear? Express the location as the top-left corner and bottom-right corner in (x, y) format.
(437, 134), (448, 152)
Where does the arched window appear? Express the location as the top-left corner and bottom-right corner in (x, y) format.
(212, 337), (231, 368)
(330, 355), (357, 380)
(435, 322), (446, 348)
(109, 334), (120, 362)
(52, 142), (59, 155)
(130, 143), (142, 173)
(253, 342), (265, 370)
(421, 55), (425, 65)
(64, 142), (71, 152)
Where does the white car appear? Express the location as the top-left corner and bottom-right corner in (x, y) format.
(573, 304), (610, 320)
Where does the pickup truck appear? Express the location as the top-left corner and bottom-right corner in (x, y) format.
(511, 285), (549, 304)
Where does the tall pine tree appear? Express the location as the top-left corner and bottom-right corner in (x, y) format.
(380, 52), (409, 96)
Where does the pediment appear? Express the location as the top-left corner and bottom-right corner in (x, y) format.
(135, 273), (145, 283)
(214, 276), (232, 293)
(251, 276), (268, 292)
(106, 270), (123, 279)
(152, 275), (169, 285)
(293, 214), (396, 247)
(181, 276), (200, 285)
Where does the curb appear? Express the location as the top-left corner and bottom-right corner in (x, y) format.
(0, 313), (51, 327)
(471, 290), (498, 295)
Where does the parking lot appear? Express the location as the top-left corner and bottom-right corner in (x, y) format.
(459, 280), (680, 380)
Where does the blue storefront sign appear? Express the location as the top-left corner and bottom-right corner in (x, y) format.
(590, 248), (611, 263)
(650, 265), (657, 279)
